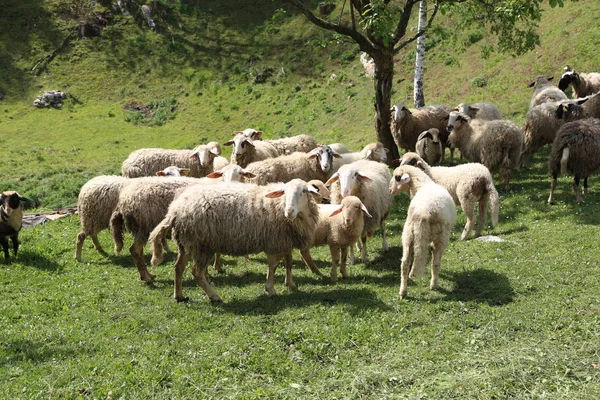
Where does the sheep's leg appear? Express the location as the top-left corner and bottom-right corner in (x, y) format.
(429, 244), (442, 291)
(90, 233), (106, 254)
(399, 241), (413, 299)
(75, 232), (86, 261)
(347, 245), (355, 265)
(381, 220), (389, 252)
(163, 238), (171, 253)
(583, 177), (589, 195)
(460, 201), (476, 240)
(574, 175), (584, 203)
(265, 253), (284, 297)
(329, 246), (340, 283)
(213, 253), (224, 274)
(130, 241), (154, 283)
(173, 249), (191, 302)
(548, 175), (558, 204)
(360, 233), (369, 263)
(11, 235), (19, 257)
(299, 248), (325, 277)
(191, 251), (222, 303)
(283, 251), (297, 292)
(1, 237), (9, 260)
(340, 246), (349, 279)
(476, 196), (489, 238)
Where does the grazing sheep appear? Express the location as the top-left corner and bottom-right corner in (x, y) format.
(528, 75), (568, 109)
(548, 118), (600, 204)
(326, 159), (393, 263)
(155, 166), (190, 176)
(389, 165), (456, 299)
(446, 111), (523, 187)
(558, 66), (600, 98)
(122, 142), (220, 178)
(224, 135), (280, 167)
(332, 142), (388, 172)
(454, 102), (502, 120)
(0, 191), (29, 260)
(328, 143), (350, 154)
(245, 145), (340, 186)
(109, 177), (208, 282)
(75, 175), (129, 261)
(400, 152), (499, 240)
(389, 103), (450, 152)
(415, 128), (443, 166)
(299, 196), (371, 282)
(149, 179), (321, 302)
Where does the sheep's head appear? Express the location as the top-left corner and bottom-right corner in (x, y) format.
(1, 191), (29, 220)
(307, 145), (341, 173)
(307, 179), (331, 203)
(156, 166), (190, 177)
(329, 195), (371, 226)
(398, 151), (429, 170)
(190, 143), (220, 167)
(527, 75), (554, 89)
(389, 165), (430, 196)
(455, 103), (480, 118)
(417, 128), (441, 145)
(361, 142), (388, 163)
(554, 97), (589, 122)
(206, 164), (255, 183)
(224, 135), (254, 161)
(326, 166), (372, 198)
(265, 179), (319, 220)
(446, 111), (470, 134)
(234, 128), (263, 140)
(558, 69), (580, 91)
(390, 103), (410, 122)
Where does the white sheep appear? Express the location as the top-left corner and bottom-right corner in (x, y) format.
(155, 166), (190, 176)
(307, 179), (331, 203)
(399, 152), (499, 240)
(245, 145), (340, 186)
(331, 142), (388, 172)
(558, 66), (600, 98)
(149, 179), (321, 302)
(446, 111), (523, 187)
(299, 196), (371, 282)
(326, 159), (392, 263)
(1, 191), (29, 260)
(389, 165), (457, 299)
(415, 128), (443, 166)
(528, 75), (568, 110)
(390, 103), (450, 153)
(327, 143), (350, 154)
(121, 142), (220, 178)
(454, 102), (502, 120)
(76, 175), (129, 261)
(224, 134), (280, 167)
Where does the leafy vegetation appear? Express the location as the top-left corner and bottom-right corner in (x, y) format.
(1, 0), (600, 398)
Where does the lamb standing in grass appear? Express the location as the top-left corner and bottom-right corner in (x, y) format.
(149, 179), (321, 302)
(389, 165), (456, 299)
(122, 142), (220, 178)
(558, 66), (600, 98)
(299, 196), (371, 282)
(446, 111), (523, 187)
(0, 191), (29, 260)
(399, 152), (499, 240)
(326, 159), (392, 263)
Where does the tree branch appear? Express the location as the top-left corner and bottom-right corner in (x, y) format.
(285, 0), (375, 54)
(394, 2), (439, 54)
(391, 0), (419, 46)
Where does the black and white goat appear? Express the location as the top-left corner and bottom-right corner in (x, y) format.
(1, 191), (29, 260)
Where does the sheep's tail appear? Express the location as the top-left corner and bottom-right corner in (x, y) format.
(487, 181), (500, 228)
(149, 215), (174, 266)
(500, 149), (512, 187)
(560, 146), (570, 176)
(109, 211), (125, 254)
(410, 221), (431, 278)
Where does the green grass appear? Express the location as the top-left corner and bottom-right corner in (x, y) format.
(2, 0), (600, 398)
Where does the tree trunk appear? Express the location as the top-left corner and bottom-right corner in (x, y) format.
(413, 0), (427, 108)
(373, 49), (400, 164)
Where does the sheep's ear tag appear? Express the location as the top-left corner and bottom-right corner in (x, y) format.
(329, 206), (343, 217)
(265, 189), (285, 198)
(399, 173), (411, 185)
(360, 204), (372, 218)
(206, 172), (223, 179)
(156, 171), (166, 176)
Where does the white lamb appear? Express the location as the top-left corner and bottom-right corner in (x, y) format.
(389, 165), (457, 299)
(399, 152), (499, 240)
(149, 179), (321, 302)
(331, 142), (388, 173)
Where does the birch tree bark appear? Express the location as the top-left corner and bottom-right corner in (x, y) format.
(413, 0), (427, 108)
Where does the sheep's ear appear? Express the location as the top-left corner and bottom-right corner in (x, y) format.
(207, 171), (223, 179)
(189, 153), (199, 160)
(179, 168), (190, 176)
(402, 106), (411, 114)
(399, 173), (411, 185)
(360, 203), (372, 218)
(451, 107), (459, 112)
(384, 147), (390, 153)
(306, 148), (321, 159)
(306, 185), (320, 195)
(17, 194), (31, 203)
(357, 172), (373, 182)
(527, 81), (535, 88)
(416, 160), (426, 171)
(234, 131), (244, 135)
(243, 139), (255, 148)
(242, 171), (256, 179)
(576, 97), (589, 105)
(329, 205), (343, 217)
(417, 131), (432, 141)
(156, 171), (166, 176)
(332, 150), (343, 158)
(325, 173), (339, 186)
(548, 76), (554, 81)
(210, 147), (221, 156)
(265, 189), (285, 198)
(254, 131), (263, 138)
(363, 149), (373, 159)
(469, 106), (480, 112)
(224, 140), (234, 146)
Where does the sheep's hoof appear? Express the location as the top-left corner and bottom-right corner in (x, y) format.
(176, 296), (189, 303)
(265, 287), (277, 297)
(287, 283), (298, 292)
(209, 295), (223, 303)
(399, 290), (407, 299)
(140, 273), (155, 283)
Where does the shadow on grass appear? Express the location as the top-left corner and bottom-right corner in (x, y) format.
(0, 339), (80, 367)
(13, 249), (64, 273)
(438, 268), (515, 306)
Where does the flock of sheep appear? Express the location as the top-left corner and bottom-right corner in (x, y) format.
(2, 65), (600, 302)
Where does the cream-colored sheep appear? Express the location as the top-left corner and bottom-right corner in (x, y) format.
(149, 179), (321, 302)
(224, 135), (279, 167)
(331, 142), (388, 172)
(328, 143), (350, 154)
(400, 152), (499, 240)
(389, 165), (456, 299)
(299, 196), (371, 282)
(155, 166), (190, 176)
(390, 103), (450, 152)
(307, 179), (331, 203)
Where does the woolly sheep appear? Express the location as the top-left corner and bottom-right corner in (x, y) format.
(454, 102), (502, 120)
(554, 92), (600, 122)
(213, 155), (230, 171)
(326, 159), (393, 263)
(226, 131), (318, 162)
(245, 145), (340, 186)
(299, 196), (371, 282)
(224, 134), (280, 167)
(548, 118), (600, 204)
(558, 66), (600, 98)
(149, 179), (321, 302)
(307, 179), (331, 203)
(75, 175), (129, 261)
(389, 103), (450, 152)
(389, 165), (456, 299)
(122, 142), (220, 178)
(528, 75), (568, 110)
(0, 191), (29, 260)
(327, 143), (350, 154)
(415, 128), (443, 166)
(446, 111), (523, 187)
(400, 152), (499, 240)
(155, 166), (190, 176)
(331, 142), (388, 172)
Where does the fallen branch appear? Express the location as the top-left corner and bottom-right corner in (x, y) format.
(31, 25), (79, 76)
